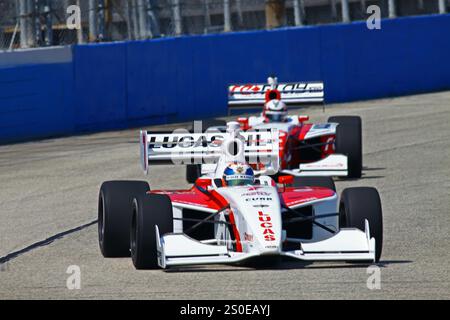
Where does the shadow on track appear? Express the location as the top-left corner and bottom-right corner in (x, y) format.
(0, 220), (97, 265)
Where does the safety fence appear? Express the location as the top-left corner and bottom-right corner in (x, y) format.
(1, 13), (450, 143)
(1, 0), (448, 50)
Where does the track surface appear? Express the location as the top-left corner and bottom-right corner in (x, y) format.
(1, 92), (449, 299)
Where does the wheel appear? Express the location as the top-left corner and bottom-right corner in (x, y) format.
(339, 187), (383, 262)
(98, 181), (150, 257)
(131, 193), (173, 269)
(293, 176), (336, 192)
(328, 116), (362, 178)
(186, 119), (227, 183)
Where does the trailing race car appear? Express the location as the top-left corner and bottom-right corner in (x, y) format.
(98, 122), (382, 270)
(186, 77), (362, 183)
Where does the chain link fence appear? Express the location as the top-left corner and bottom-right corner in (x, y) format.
(0, 0), (448, 51)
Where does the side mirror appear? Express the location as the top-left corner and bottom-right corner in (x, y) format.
(196, 178), (212, 188)
(278, 175), (294, 185)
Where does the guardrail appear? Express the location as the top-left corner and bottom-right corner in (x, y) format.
(1, 14), (450, 144)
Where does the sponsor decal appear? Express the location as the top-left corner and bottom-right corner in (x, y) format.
(253, 204), (269, 208)
(323, 135), (335, 154)
(245, 197), (273, 202)
(258, 211), (275, 241)
(303, 163), (344, 168)
(241, 191), (271, 197)
(230, 83), (321, 95)
(148, 132), (268, 150)
(292, 188), (314, 192)
(245, 133), (267, 147)
(285, 197), (318, 206)
(244, 186), (263, 191)
(312, 123), (331, 130)
(148, 134), (224, 149)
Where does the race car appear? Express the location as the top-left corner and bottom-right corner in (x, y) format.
(185, 76), (363, 183)
(98, 122), (383, 269)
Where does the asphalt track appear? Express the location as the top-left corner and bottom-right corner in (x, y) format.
(0, 91), (449, 299)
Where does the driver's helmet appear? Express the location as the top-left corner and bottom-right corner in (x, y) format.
(264, 99), (288, 122)
(223, 162), (255, 187)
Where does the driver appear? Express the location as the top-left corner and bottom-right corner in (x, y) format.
(223, 162), (255, 187)
(263, 99), (288, 122)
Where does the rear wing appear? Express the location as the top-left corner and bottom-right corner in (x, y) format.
(228, 81), (324, 113)
(140, 128), (279, 175)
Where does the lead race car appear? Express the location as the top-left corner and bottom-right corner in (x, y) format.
(186, 77), (363, 183)
(98, 122), (383, 270)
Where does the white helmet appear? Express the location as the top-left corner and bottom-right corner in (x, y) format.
(264, 99), (287, 122)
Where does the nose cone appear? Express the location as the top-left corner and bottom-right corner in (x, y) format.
(218, 186), (282, 254)
(255, 209), (282, 254)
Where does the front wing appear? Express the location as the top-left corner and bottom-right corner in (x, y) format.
(281, 154), (348, 177)
(155, 220), (375, 268)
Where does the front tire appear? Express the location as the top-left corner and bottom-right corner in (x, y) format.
(339, 187), (383, 262)
(131, 193), (173, 269)
(328, 116), (362, 179)
(98, 181), (150, 257)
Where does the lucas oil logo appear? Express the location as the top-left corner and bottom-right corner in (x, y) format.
(258, 211), (275, 241)
(148, 132), (268, 149)
(148, 134), (224, 149)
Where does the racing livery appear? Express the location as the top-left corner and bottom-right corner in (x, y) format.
(186, 77), (362, 183)
(98, 122), (383, 270)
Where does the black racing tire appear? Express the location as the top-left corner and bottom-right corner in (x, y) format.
(186, 119), (227, 183)
(293, 176), (336, 192)
(339, 187), (383, 262)
(131, 193), (173, 269)
(98, 181), (150, 257)
(328, 116), (362, 179)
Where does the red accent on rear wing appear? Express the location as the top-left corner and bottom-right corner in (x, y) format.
(228, 81), (324, 112)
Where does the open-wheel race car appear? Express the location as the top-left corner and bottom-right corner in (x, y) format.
(98, 122), (382, 270)
(186, 76), (363, 183)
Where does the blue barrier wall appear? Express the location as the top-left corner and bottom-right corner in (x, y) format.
(1, 14), (450, 144)
(0, 62), (74, 143)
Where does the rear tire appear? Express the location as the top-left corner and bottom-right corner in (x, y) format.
(186, 119), (227, 183)
(98, 181), (150, 257)
(328, 116), (362, 179)
(339, 187), (383, 262)
(293, 176), (336, 192)
(131, 193), (173, 269)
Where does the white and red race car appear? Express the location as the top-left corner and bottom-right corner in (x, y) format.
(98, 122), (382, 269)
(186, 77), (363, 183)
